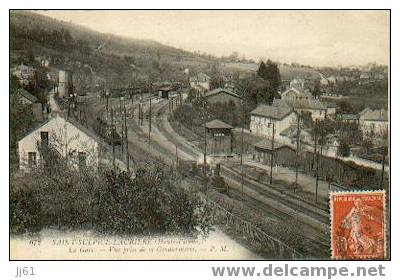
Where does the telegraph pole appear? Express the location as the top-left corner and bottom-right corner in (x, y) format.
(111, 108), (116, 172)
(120, 97), (124, 154)
(270, 121), (275, 185)
(240, 98), (245, 199)
(148, 93), (152, 144)
(295, 114), (301, 188)
(380, 146), (386, 189)
(314, 132), (319, 204)
(203, 100), (207, 176)
(176, 144), (179, 167)
(124, 104), (129, 173)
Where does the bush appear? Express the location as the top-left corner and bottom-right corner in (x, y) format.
(10, 185), (42, 234)
(96, 167), (213, 237)
(337, 141), (350, 157)
(10, 160), (214, 238)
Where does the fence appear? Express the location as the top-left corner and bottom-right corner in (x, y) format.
(211, 200), (304, 259)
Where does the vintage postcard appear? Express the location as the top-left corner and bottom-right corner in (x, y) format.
(9, 10), (390, 260)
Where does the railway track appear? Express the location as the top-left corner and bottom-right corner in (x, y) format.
(99, 98), (331, 257)
(149, 101), (331, 252)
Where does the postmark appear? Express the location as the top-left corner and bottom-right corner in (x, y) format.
(330, 190), (386, 259)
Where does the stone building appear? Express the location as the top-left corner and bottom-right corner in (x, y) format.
(250, 105), (297, 140)
(18, 114), (100, 172)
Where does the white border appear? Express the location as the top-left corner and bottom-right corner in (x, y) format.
(1, 2), (397, 280)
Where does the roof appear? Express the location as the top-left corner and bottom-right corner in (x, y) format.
(359, 109), (388, 121)
(279, 126), (298, 137)
(205, 119), (233, 129)
(251, 104), (293, 120)
(198, 72), (210, 80)
(359, 107), (372, 116)
(336, 114), (359, 121)
(325, 102), (337, 108)
(190, 72), (211, 82)
(272, 98), (327, 110)
(159, 86), (172, 92)
(204, 88), (242, 100)
(19, 114), (102, 144)
(17, 88), (39, 103)
(281, 87), (312, 99)
(254, 139), (293, 151)
(66, 115), (103, 142)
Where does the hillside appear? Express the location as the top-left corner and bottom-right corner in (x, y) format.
(10, 11), (325, 88)
(10, 11), (218, 86)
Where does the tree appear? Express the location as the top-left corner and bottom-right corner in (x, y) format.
(10, 77), (35, 169)
(257, 60), (282, 95)
(257, 61), (268, 80)
(337, 140), (350, 157)
(209, 75), (224, 90)
(312, 80), (322, 97)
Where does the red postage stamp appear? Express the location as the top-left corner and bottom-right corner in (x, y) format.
(330, 190), (386, 260)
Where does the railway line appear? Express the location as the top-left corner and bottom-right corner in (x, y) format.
(95, 96), (331, 257)
(146, 99), (331, 254)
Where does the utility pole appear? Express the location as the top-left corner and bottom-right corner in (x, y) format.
(380, 146), (386, 188)
(314, 132), (319, 204)
(111, 108), (115, 172)
(124, 104), (129, 173)
(176, 144), (179, 167)
(270, 121), (275, 185)
(120, 97), (124, 154)
(295, 114), (301, 188)
(203, 100), (207, 176)
(148, 93), (152, 145)
(240, 98), (245, 199)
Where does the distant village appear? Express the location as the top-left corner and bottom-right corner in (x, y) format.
(11, 56), (388, 191)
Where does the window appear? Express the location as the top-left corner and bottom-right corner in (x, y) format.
(28, 152), (37, 167)
(40, 131), (49, 146)
(78, 152), (86, 169)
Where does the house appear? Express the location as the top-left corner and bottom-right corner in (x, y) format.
(359, 108), (388, 137)
(205, 119), (233, 155)
(203, 88), (242, 107)
(58, 70), (73, 98)
(253, 139), (296, 167)
(158, 86), (172, 99)
(12, 63), (35, 86)
(224, 81), (236, 93)
(250, 105), (296, 139)
(327, 76), (337, 84)
(190, 72), (211, 91)
(279, 125), (313, 145)
(281, 87), (313, 101)
(18, 114), (100, 172)
(326, 102), (337, 117)
(319, 74), (329, 86)
(16, 88), (44, 121)
(336, 113), (359, 124)
(272, 98), (328, 121)
(289, 79), (305, 90)
(35, 56), (50, 67)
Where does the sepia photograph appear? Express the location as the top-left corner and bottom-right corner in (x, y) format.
(9, 9), (390, 261)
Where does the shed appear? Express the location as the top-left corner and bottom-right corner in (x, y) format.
(205, 119), (233, 155)
(253, 139), (296, 166)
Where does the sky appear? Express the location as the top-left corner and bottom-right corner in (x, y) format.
(35, 10), (389, 67)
